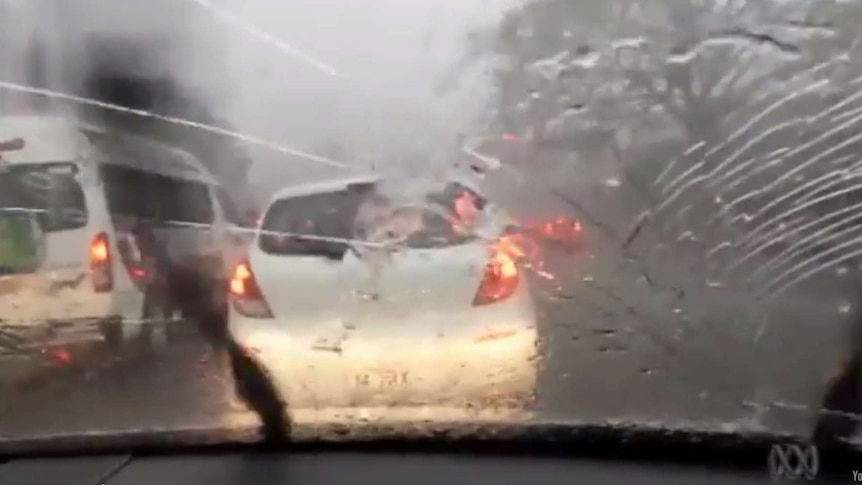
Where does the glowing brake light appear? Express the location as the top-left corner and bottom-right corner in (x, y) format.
(90, 232), (113, 293)
(229, 259), (273, 319)
(230, 263), (252, 295)
(91, 239), (108, 261)
(49, 347), (72, 366)
(472, 237), (521, 306)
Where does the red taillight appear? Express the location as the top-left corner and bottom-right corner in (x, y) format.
(49, 347), (72, 366)
(472, 241), (520, 306)
(229, 259), (273, 318)
(90, 232), (113, 293)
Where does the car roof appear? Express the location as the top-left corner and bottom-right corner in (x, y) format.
(268, 172), (488, 204)
(0, 114), (219, 185)
(269, 174), (380, 202)
(81, 126), (220, 185)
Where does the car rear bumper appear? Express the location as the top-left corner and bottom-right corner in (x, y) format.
(231, 319), (538, 410)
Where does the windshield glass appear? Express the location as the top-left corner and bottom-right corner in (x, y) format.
(5, 0), (862, 459)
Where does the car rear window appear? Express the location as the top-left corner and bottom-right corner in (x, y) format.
(410, 182), (488, 248)
(425, 181), (487, 218)
(390, 206), (476, 249)
(0, 163), (87, 232)
(260, 181), (488, 254)
(259, 184), (373, 256)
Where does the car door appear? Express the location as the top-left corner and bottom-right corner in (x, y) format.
(250, 186), (373, 344)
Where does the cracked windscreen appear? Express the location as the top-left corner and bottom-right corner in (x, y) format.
(1, 0), (861, 453)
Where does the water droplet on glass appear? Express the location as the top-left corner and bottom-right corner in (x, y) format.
(667, 49), (696, 64)
(564, 102), (586, 114)
(677, 231), (696, 242)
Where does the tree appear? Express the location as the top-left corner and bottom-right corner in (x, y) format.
(477, 0), (857, 163)
(469, 0), (862, 255)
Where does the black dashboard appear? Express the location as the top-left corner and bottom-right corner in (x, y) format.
(0, 449), (851, 485)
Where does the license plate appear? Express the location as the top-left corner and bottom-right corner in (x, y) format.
(354, 370), (409, 389)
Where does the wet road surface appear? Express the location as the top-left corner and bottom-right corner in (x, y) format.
(0, 273), (850, 442)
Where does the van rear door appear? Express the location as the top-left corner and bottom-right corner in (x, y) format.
(99, 164), (219, 275)
(0, 162), (96, 325)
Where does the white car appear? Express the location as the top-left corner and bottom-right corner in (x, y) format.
(227, 175), (539, 411)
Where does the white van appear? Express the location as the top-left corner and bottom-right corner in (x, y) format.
(0, 114), (249, 350)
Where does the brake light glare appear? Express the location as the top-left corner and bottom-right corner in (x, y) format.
(91, 237), (108, 261)
(472, 240), (520, 306)
(49, 347), (73, 366)
(229, 259), (273, 318)
(90, 232), (113, 293)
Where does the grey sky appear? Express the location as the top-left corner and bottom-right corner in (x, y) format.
(4, 0), (516, 199)
(207, 0), (516, 194)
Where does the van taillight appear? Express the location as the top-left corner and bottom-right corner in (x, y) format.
(90, 232), (113, 292)
(229, 259), (273, 318)
(472, 240), (520, 306)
